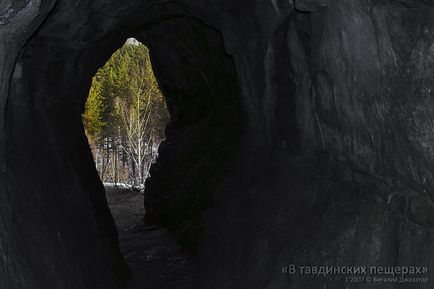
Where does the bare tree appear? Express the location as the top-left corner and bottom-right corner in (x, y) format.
(117, 65), (156, 189)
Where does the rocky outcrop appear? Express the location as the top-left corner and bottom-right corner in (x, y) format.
(0, 0), (433, 288)
(138, 18), (240, 254)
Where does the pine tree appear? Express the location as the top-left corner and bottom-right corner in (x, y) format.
(83, 73), (105, 145)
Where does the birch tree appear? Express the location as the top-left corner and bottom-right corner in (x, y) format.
(83, 39), (169, 188)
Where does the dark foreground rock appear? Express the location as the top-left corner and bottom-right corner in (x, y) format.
(106, 187), (197, 289)
(0, 1), (433, 289)
(121, 226), (197, 289)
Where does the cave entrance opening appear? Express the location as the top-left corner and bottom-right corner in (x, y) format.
(82, 38), (196, 287)
(83, 38), (169, 193)
(3, 4), (241, 286)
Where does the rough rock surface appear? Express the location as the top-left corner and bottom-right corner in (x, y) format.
(0, 0), (433, 289)
(105, 187), (196, 289)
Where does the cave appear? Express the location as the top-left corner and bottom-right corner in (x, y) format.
(0, 0), (433, 289)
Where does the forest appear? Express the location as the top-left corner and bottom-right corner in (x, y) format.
(82, 39), (170, 189)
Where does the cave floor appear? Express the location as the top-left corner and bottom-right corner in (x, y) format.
(105, 186), (197, 289)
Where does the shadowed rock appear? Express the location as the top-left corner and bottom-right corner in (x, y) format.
(0, 0), (433, 288)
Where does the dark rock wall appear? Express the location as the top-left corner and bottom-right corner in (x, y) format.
(137, 18), (240, 254)
(0, 0), (433, 288)
(3, 28), (130, 289)
(198, 1), (434, 288)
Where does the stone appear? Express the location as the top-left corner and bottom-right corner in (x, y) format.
(0, 0), (433, 288)
(295, 0), (329, 12)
